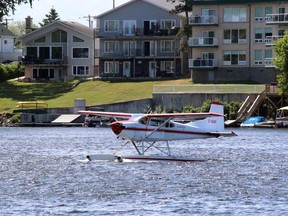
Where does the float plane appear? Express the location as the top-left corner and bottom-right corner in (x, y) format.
(79, 100), (236, 162)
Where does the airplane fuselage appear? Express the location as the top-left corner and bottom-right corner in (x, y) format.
(110, 120), (219, 141)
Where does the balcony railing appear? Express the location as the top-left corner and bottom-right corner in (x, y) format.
(265, 35), (284, 46)
(265, 13), (288, 24)
(94, 49), (180, 58)
(189, 15), (218, 25)
(188, 37), (218, 47)
(95, 27), (180, 38)
(189, 59), (218, 68)
(22, 56), (68, 66)
(265, 58), (275, 67)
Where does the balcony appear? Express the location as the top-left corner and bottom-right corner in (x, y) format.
(188, 37), (218, 47)
(189, 15), (218, 25)
(95, 49), (180, 58)
(265, 35), (284, 46)
(265, 13), (288, 25)
(22, 56), (68, 66)
(189, 59), (218, 69)
(95, 27), (180, 38)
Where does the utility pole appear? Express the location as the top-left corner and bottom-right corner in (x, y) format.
(2, 18), (13, 28)
(113, 0), (115, 9)
(84, 15), (92, 28)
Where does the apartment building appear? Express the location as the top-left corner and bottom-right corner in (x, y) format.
(95, 0), (184, 78)
(188, 0), (287, 83)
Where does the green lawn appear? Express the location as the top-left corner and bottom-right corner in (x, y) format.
(0, 78), (191, 113)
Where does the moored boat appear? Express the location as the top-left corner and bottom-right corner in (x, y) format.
(275, 106), (288, 128)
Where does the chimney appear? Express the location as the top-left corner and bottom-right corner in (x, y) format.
(25, 16), (33, 34)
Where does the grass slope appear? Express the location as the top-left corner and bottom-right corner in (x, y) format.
(0, 79), (191, 113)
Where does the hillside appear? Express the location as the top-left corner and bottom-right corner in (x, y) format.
(0, 78), (191, 113)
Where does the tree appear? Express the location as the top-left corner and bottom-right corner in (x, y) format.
(167, 0), (192, 52)
(0, 0), (34, 22)
(39, 7), (60, 27)
(273, 32), (288, 96)
(8, 21), (39, 48)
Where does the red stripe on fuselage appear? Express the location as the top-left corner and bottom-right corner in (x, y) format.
(122, 127), (219, 137)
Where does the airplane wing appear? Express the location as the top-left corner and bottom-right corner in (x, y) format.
(146, 112), (224, 120)
(78, 110), (137, 119)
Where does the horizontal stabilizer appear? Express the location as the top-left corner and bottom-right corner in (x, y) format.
(210, 131), (237, 137)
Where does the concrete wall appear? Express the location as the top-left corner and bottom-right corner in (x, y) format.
(20, 93), (249, 124)
(91, 99), (153, 113)
(152, 93), (248, 112)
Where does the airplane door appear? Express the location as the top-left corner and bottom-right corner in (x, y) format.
(146, 118), (165, 139)
(123, 61), (131, 77)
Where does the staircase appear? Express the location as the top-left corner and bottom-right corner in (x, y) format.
(226, 91), (267, 126)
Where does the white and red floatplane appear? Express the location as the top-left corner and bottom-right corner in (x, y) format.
(79, 100), (237, 162)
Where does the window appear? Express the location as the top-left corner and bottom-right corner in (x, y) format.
(52, 29), (67, 42)
(34, 36), (45, 43)
(52, 47), (62, 59)
(104, 61), (119, 74)
(202, 9), (216, 23)
(123, 20), (136, 36)
(223, 50), (246, 66)
(160, 40), (173, 52)
(104, 41), (119, 53)
(73, 66), (89, 75)
(265, 49), (273, 66)
(49, 69), (55, 78)
(160, 61), (174, 72)
(255, 29), (263, 43)
(123, 41), (136, 56)
(73, 48), (89, 58)
(160, 19), (176, 29)
(265, 7), (273, 20)
(202, 52), (214, 59)
(39, 47), (49, 59)
(265, 28), (272, 41)
(73, 36), (84, 42)
(27, 47), (37, 58)
(224, 8), (247, 22)
(255, 7), (263, 21)
(223, 29), (246, 44)
(254, 50), (263, 65)
(104, 20), (119, 32)
(32, 68), (54, 79)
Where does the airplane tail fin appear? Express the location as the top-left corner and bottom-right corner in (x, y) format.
(188, 100), (225, 132)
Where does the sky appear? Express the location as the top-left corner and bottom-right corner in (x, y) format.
(6, 0), (130, 27)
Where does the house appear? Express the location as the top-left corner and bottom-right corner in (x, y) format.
(188, 0), (286, 83)
(0, 23), (21, 63)
(20, 17), (94, 81)
(94, 0), (186, 78)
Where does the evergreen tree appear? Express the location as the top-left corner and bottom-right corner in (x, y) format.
(39, 7), (60, 27)
(273, 32), (288, 96)
(0, 0), (34, 22)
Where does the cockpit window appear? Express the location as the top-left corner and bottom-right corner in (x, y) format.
(139, 116), (148, 125)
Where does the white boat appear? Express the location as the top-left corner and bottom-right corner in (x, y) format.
(275, 106), (288, 128)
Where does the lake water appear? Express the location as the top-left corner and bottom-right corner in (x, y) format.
(0, 127), (288, 215)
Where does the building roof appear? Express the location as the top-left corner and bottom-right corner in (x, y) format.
(188, 0), (288, 5)
(96, 0), (183, 18)
(22, 20), (93, 39)
(0, 24), (15, 37)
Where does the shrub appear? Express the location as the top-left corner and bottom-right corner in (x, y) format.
(0, 63), (24, 82)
